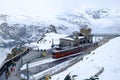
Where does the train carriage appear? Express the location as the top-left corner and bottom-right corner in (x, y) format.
(52, 43), (93, 58)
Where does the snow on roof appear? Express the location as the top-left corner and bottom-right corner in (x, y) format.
(72, 36), (84, 39)
(61, 34), (84, 41)
(62, 37), (74, 41)
(78, 36), (84, 39)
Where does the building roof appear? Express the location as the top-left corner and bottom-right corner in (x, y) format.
(60, 33), (84, 41)
(63, 37), (74, 41)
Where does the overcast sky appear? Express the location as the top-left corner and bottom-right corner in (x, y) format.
(0, 0), (120, 18)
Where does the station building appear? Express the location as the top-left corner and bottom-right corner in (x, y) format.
(59, 27), (92, 47)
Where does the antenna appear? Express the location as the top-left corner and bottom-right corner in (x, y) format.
(51, 39), (54, 48)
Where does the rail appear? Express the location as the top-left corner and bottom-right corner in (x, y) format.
(91, 33), (120, 37)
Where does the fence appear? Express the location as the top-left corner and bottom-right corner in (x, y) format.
(20, 55), (83, 80)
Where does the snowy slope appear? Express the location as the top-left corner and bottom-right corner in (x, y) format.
(25, 32), (67, 50)
(51, 37), (120, 80)
(0, 36), (11, 65)
(0, 48), (11, 65)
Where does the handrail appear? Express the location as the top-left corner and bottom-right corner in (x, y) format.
(0, 47), (29, 77)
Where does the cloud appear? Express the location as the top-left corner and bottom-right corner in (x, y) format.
(0, 0), (120, 18)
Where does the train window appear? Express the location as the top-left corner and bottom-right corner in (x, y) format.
(53, 53), (55, 55)
(58, 52), (62, 54)
(69, 49), (74, 52)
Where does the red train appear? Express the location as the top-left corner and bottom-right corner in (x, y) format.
(52, 43), (95, 58)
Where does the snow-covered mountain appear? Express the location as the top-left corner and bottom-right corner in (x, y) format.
(0, 9), (120, 46)
(58, 9), (120, 33)
(0, 8), (120, 65)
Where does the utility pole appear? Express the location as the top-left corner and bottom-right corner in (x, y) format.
(26, 62), (29, 80)
(20, 56), (23, 66)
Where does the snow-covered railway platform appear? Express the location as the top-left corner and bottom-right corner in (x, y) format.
(20, 37), (114, 80)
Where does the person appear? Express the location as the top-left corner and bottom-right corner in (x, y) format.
(64, 74), (71, 80)
(12, 67), (15, 72)
(10, 65), (16, 72)
(38, 48), (39, 51)
(5, 70), (10, 80)
(41, 49), (43, 52)
(45, 74), (51, 80)
(10, 67), (13, 72)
